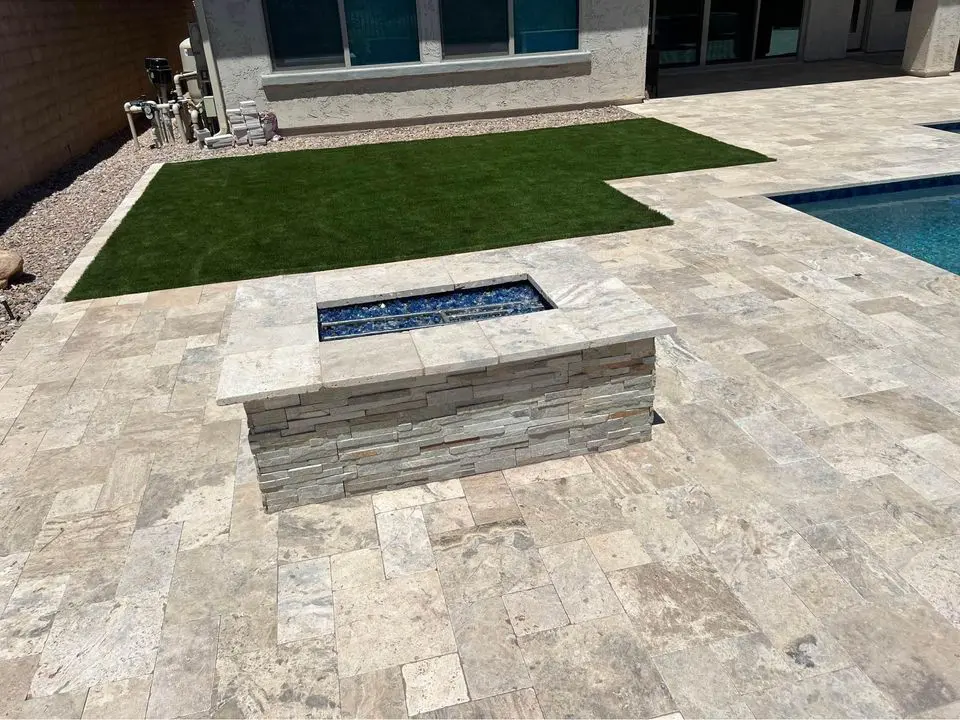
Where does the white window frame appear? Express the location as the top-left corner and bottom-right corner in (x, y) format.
(337, 0), (353, 66)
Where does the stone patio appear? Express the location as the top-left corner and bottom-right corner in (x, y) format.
(2, 73), (960, 718)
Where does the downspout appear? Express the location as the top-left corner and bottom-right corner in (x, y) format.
(193, 0), (230, 133)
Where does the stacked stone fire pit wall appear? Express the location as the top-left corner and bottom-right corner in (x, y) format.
(246, 339), (654, 512)
(216, 244), (676, 513)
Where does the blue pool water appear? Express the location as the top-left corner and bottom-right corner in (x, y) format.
(318, 281), (550, 340)
(926, 120), (960, 134)
(772, 175), (960, 275)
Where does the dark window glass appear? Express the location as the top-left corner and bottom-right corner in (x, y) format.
(515, 0), (579, 54)
(440, 0), (509, 56)
(655, 0), (704, 67)
(896, 0), (914, 11)
(756, 0), (803, 58)
(264, 0), (344, 68)
(345, 0), (420, 65)
(706, 0), (757, 64)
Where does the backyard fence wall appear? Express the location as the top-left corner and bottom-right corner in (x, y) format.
(0, 0), (196, 200)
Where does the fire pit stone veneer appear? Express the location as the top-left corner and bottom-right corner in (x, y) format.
(217, 242), (675, 513)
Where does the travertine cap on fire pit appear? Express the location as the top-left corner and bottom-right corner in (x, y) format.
(217, 241), (676, 405)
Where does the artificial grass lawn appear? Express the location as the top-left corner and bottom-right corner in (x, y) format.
(67, 118), (770, 299)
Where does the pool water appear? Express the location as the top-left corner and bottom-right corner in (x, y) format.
(772, 175), (960, 275)
(318, 281), (550, 340)
(925, 121), (960, 134)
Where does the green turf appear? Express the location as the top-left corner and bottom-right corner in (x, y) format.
(67, 118), (770, 299)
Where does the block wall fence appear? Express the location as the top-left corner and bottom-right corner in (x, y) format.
(0, 0), (195, 200)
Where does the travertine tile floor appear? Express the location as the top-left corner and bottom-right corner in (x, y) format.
(3, 74), (960, 718)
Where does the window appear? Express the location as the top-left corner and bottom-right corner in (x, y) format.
(440, 0), (578, 58)
(345, 0), (421, 65)
(440, 0), (509, 56)
(896, 0), (914, 11)
(264, 0), (344, 68)
(263, 0), (420, 69)
(515, 0), (579, 54)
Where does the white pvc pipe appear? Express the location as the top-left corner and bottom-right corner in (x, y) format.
(169, 101), (190, 143)
(123, 102), (143, 150)
(189, 108), (201, 141)
(174, 70), (199, 100)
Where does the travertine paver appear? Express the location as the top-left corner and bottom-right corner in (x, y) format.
(1, 74), (960, 717)
(448, 596), (531, 700)
(338, 667), (407, 719)
(503, 585), (569, 637)
(401, 653), (470, 715)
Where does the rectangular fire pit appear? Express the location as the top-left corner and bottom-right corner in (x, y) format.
(217, 243), (675, 513)
(318, 281), (551, 339)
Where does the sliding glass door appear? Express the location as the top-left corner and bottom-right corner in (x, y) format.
(653, 0), (703, 67)
(652, 0), (806, 67)
(757, 0), (804, 58)
(706, 0), (757, 64)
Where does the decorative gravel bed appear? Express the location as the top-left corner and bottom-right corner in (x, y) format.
(0, 106), (633, 348)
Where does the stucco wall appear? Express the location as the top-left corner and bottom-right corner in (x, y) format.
(903, 0), (960, 76)
(197, 0), (649, 131)
(866, 0), (914, 52)
(0, 0), (196, 200)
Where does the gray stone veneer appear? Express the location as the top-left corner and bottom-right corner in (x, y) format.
(246, 339), (654, 513)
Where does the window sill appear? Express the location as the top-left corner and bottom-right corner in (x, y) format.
(261, 50), (591, 87)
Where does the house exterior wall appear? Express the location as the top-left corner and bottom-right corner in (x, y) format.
(903, 0), (960, 76)
(802, 0), (856, 60)
(0, 0), (195, 200)
(866, 0), (914, 52)
(196, 0), (650, 132)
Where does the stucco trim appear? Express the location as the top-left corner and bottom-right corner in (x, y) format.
(261, 50), (592, 87)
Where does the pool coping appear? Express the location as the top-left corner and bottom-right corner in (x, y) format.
(216, 241), (677, 404)
(768, 170), (960, 207)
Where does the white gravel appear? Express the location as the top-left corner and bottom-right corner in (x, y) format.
(0, 105), (635, 348)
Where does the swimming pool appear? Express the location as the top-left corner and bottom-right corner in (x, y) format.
(771, 175), (960, 275)
(925, 120), (960, 134)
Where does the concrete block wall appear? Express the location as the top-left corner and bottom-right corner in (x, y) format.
(0, 0), (195, 200)
(245, 339), (656, 512)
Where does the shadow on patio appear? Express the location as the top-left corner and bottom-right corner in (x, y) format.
(658, 52), (906, 98)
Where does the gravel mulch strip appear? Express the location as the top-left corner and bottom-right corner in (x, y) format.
(0, 105), (635, 348)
